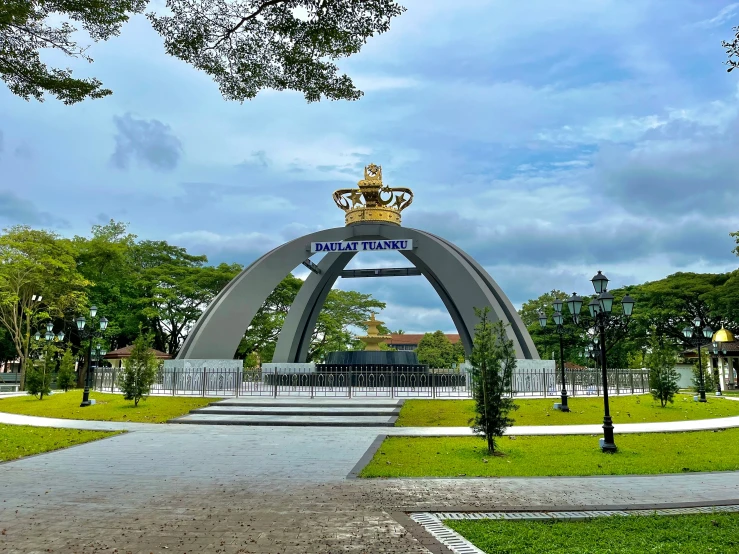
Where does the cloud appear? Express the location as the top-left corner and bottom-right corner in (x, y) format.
(110, 113), (182, 171)
(694, 3), (739, 28)
(0, 192), (68, 227)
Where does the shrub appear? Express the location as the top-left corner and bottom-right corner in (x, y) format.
(117, 335), (159, 406)
(645, 333), (679, 407)
(56, 349), (76, 392)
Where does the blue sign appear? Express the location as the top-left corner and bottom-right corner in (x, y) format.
(310, 239), (414, 254)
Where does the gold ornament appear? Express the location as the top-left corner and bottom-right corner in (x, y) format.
(332, 164), (413, 226)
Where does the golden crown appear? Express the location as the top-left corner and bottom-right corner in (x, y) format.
(332, 164), (413, 226)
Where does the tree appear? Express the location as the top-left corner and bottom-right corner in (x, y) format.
(309, 289), (385, 361)
(56, 348), (76, 392)
(238, 274), (302, 362)
(3, 0), (405, 104)
(0, 226), (88, 389)
(25, 342), (56, 399)
(416, 331), (456, 368)
(117, 334), (159, 406)
(1, 0), (147, 104)
(645, 331), (679, 407)
(469, 307), (517, 455)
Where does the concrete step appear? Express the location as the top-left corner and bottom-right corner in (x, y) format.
(193, 406), (400, 417)
(211, 400), (401, 408)
(170, 414), (396, 427)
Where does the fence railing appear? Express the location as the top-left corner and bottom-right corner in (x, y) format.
(91, 366), (651, 398)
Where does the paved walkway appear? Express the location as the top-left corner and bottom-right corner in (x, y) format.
(4, 410), (739, 435)
(4, 402), (739, 552)
(2, 423), (739, 553)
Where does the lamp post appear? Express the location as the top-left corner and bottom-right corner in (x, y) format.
(76, 306), (108, 407)
(567, 271), (635, 453)
(538, 298), (570, 412)
(682, 317), (713, 403)
(712, 341), (727, 396)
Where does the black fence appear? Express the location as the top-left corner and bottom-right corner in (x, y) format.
(91, 366), (650, 399)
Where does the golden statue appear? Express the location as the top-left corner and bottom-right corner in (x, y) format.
(333, 164), (413, 226)
(358, 313), (391, 351)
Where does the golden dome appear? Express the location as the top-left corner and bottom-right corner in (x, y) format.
(713, 327), (735, 343)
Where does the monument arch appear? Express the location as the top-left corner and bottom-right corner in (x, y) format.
(177, 164), (539, 362)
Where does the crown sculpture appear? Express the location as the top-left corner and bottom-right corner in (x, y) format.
(333, 164), (414, 226)
(358, 314), (391, 351)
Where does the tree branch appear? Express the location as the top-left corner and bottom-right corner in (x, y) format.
(211, 0), (292, 49)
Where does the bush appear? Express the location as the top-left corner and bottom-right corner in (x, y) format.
(691, 349), (715, 393)
(56, 349), (76, 392)
(469, 307), (517, 454)
(645, 333), (679, 407)
(26, 344), (56, 399)
(117, 335), (159, 406)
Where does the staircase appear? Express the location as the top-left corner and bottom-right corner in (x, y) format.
(170, 397), (403, 426)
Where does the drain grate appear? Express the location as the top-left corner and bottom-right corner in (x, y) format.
(411, 505), (739, 554)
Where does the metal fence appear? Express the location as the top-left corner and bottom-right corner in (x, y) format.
(91, 366), (650, 398)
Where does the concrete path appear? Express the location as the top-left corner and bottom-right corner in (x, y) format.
(1, 423), (739, 553)
(4, 409), (739, 435)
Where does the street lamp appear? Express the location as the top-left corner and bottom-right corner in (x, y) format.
(76, 306), (108, 407)
(567, 271), (635, 453)
(538, 300), (571, 412)
(682, 318), (713, 402)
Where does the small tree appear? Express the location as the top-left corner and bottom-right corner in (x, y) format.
(26, 343), (56, 399)
(56, 349), (77, 392)
(416, 331), (456, 368)
(117, 335), (159, 406)
(469, 307), (518, 455)
(691, 348), (715, 393)
(645, 333), (679, 407)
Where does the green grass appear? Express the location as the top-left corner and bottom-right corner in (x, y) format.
(0, 391), (215, 423)
(446, 513), (739, 554)
(395, 394), (739, 427)
(359, 429), (739, 478)
(0, 424), (121, 462)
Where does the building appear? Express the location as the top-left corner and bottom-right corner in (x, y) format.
(102, 345), (172, 368)
(682, 327), (739, 391)
(387, 333), (461, 351)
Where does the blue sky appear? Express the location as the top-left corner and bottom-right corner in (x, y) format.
(2, 0), (739, 334)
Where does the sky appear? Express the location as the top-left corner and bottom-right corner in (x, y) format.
(2, 0), (739, 334)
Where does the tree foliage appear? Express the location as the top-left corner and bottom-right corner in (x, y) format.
(645, 330), (679, 407)
(469, 307), (517, 455)
(2, 0), (405, 104)
(56, 348), (76, 391)
(25, 342), (56, 399)
(0, 0), (147, 104)
(723, 26), (739, 73)
(415, 330), (464, 368)
(117, 334), (159, 406)
(0, 225), (88, 389)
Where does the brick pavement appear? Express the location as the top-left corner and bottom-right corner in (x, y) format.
(2, 425), (739, 553)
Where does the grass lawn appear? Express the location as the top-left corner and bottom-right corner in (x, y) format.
(0, 424), (122, 462)
(395, 394), (739, 427)
(446, 513), (739, 554)
(0, 391), (214, 423)
(359, 429), (739, 478)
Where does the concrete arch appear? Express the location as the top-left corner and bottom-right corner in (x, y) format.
(178, 223), (539, 361)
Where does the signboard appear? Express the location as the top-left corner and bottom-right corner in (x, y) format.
(310, 239), (413, 254)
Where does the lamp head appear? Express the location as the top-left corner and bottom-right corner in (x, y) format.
(89, 306), (98, 319)
(99, 316), (108, 331)
(553, 298), (563, 313)
(76, 316), (86, 331)
(46, 322), (53, 332)
(591, 270), (609, 294)
(682, 326), (693, 339)
(538, 311), (547, 328)
(621, 294), (635, 317)
(567, 293), (583, 316)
